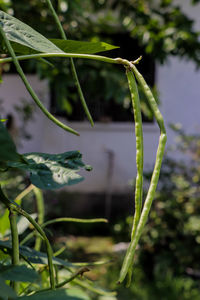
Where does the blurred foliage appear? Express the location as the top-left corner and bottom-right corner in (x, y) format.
(1, 0), (200, 120)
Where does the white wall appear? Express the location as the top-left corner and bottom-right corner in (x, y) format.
(157, 0), (200, 156)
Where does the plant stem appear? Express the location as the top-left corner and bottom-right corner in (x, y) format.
(0, 187), (55, 290)
(0, 52), (127, 66)
(12, 205), (55, 289)
(14, 184), (34, 203)
(45, 0), (94, 127)
(33, 187), (44, 251)
(9, 205), (19, 293)
(0, 26), (79, 136)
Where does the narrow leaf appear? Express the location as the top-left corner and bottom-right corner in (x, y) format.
(10, 39), (119, 56)
(50, 39), (119, 54)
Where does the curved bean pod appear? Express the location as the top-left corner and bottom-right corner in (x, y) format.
(119, 65), (167, 284)
(126, 69), (144, 239)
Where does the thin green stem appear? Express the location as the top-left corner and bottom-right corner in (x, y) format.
(9, 205), (19, 293)
(0, 188), (55, 290)
(45, 0), (94, 126)
(118, 65), (167, 284)
(0, 52), (124, 66)
(12, 205), (55, 289)
(35, 267), (89, 293)
(0, 26), (79, 136)
(33, 187), (44, 251)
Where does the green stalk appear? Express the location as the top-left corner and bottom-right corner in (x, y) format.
(0, 187), (55, 289)
(45, 0), (94, 126)
(33, 187), (44, 251)
(0, 52), (125, 66)
(9, 205), (19, 293)
(12, 205), (55, 289)
(0, 26), (79, 136)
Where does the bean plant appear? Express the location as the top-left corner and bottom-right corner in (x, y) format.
(0, 1), (166, 299)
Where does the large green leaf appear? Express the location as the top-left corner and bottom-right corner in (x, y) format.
(0, 276), (16, 299)
(0, 122), (20, 163)
(0, 10), (62, 54)
(0, 264), (39, 282)
(19, 288), (91, 300)
(7, 151), (92, 190)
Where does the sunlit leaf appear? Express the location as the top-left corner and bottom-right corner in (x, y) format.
(7, 151), (92, 190)
(0, 10), (62, 54)
(11, 39), (119, 56)
(50, 39), (119, 54)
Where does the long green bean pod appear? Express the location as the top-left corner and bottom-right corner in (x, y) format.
(45, 0), (94, 126)
(118, 65), (167, 284)
(126, 69), (144, 240)
(0, 25), (79, 136)
(20, 217), (108, 246)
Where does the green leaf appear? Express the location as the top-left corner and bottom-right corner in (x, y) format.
(11, 39), (119, 56)
(0, 122), (20, 162)
(19, 288), (91, 300)
(7, 151), (92, 190)
(0, 264), (39, 282)
(50, 39), (119, 54)
(0, 276), (16, 299)
(0, 10), (62, 54)
(0, 240), (79, 268)
(0, 11), (118, 56)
